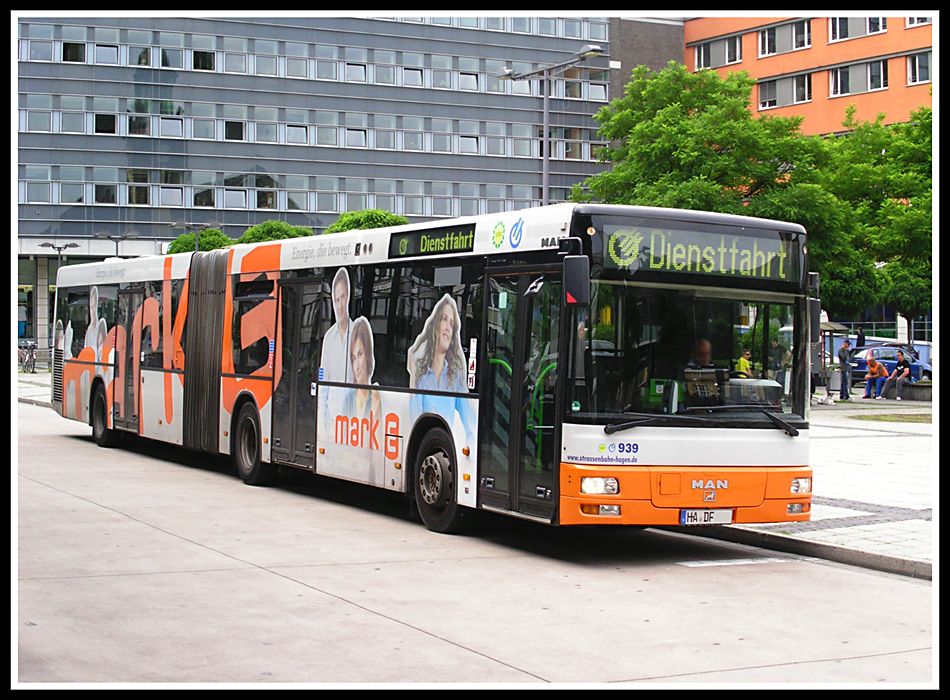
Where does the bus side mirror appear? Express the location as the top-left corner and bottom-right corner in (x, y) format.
(564, 255), (590, 307)
(809, 298), (821, 342)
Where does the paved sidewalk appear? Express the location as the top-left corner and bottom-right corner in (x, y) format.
(16, 370), (935, 579)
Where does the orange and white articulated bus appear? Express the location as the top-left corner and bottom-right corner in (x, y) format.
(51, 203), (813, 533)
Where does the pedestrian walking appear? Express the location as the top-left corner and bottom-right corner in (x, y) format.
(880, 349), (912, 400)
(837, 339), (852, 400)
(856, 327), (866, 349)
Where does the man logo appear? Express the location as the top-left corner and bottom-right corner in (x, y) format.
(399, 238), (408, 256)
(704, 491), (716, 502)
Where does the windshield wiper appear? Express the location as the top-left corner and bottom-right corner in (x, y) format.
(681, 403), (800, 436)
(603, 413), (710, 434)
(761, 410), (799, 437)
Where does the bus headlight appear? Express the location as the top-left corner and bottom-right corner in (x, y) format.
(580, 477), (619, 495)
(790, 477), (812, 494)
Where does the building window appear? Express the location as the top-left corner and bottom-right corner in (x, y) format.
(316, 192), (337, 212)
(316, 61), (337, 80)
(160, 117), (183, 137)
(432, 70), (451, 89)
(759, 80), (777, 108)
(224, 189), (246, 208)
(376, 130), (395, 149)
(906, 17), (932, 27)
(345, 63), (366, 82)
(908, 53), (930, 84)
(794, 74), (812, 103)
(696, 43), (711, 69)
(256, 191), (276, 209)
(62, 42), (85, 62)
(94, 113), (116, 134)
(193, 50), (215, 71)
(564, 19), (582, 38)
(253, 122), (276, 143)
(159, 187), (182, 207)
(867, 18), (887, 34)
(793, 20), (811, 49)
(404, 196), (424, 216)
(26, 182), (51, 203)
(433, 197), (452, 217)
(286, 58), (307, 78)
(459, 136), (479, 154)
(130, 46), (150, 66)
(224, 53), (246, 73)
(28, 41), (53, 61)
(287, 124), (308, 144)
(194, 187), (214, 207)
(726, 36), (742, 63)
(193, 119), (215, 139)
(26, 111), (52, 132)
(345, 129), (366, 148)
(60, 112), (84, 133)
(94, 44), (118, 64)
(94, 184), (117, 204)
(224, 121), (244, 141)
(404, 132), (423, 150)
(432, 133), (451, 152)
(256, 54), (277, 76)
(830, 67), (850, 96)
(403, 68), (423, 87)
(161, 48), (183, 68)
(128, 115), (149, 135)
(868, 60), (888, 91)
(830, 18), (849, 41)
(759, 28), (776, 56)
(61, 183), (84, 203)
(287, 191), (308, 211)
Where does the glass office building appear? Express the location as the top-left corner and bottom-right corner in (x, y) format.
(16, 16), (685, 354)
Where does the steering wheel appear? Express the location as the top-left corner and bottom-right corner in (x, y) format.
(729, 370), (750, 379)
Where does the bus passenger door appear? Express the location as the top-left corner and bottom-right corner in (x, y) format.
(480, 270), (561, 522)
(271, 281), (321, 470)
(114, 288), (144, 432)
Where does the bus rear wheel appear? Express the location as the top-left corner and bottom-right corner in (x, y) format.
(414, 427), (469, 534)
(234, 402), (277, 486)
(91, 384), (117, 447)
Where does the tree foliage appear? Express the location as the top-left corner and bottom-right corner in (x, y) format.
(234, 220), (315, 245)
(573, 62), (932, 321)
(324, 208), (408, 234)
(166, 228), (232, 254)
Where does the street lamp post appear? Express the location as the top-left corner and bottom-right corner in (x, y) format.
(39, 241), (79, 364)
(93, 232), (133, 258)
(497, 45), (604, 206)
(171, 221), (219, 254)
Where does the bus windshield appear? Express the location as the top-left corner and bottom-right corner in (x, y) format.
(566, 281), (802, 422)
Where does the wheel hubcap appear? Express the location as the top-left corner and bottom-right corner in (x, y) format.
(420, 451), (450, 507)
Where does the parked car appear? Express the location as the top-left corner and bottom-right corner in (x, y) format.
(848, 344), (931, 385)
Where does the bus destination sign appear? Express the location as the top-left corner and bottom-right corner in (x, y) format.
(389, 223), (476, 259)
(603, 224), (801, 283)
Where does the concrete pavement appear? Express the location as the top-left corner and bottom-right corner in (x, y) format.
(16, 369), (934, 580)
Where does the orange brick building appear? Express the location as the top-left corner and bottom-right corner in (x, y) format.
(684, 16), (933, 135)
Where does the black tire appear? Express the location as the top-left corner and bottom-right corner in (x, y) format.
(91, 384), (117, 447)
(413, 427), (469, 534)
(234, 402), (277, 486)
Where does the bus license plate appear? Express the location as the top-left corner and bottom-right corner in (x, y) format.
(680, 509), (732, 525)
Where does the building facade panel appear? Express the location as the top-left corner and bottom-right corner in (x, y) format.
(17, 15), (684, 352)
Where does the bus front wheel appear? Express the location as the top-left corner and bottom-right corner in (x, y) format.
(234, 402), (277, 486)
(414, 427), (469, 534)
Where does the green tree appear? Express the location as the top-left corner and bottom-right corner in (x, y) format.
(572, 62), (932, 323)
(324, 208), (408, 234)
(166, 228), (232, 254)
(234, 220), (315, 245)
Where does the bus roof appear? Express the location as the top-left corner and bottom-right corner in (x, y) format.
(56, 203), (807, 286)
